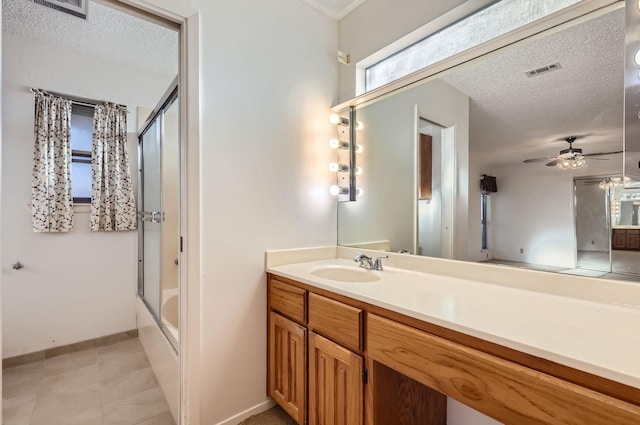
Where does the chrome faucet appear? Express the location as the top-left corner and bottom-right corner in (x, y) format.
(354, 252), (373, 269)
(372, 255), (388, 271)
(354, 253), (388, 271)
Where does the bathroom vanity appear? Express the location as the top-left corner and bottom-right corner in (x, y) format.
(265, 247), (640, 425)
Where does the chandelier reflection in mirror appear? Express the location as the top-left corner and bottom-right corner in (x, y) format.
(599, 177), (621, 190)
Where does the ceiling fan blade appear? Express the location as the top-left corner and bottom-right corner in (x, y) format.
(582, 151), (623, 157)
(585, 157), (610, 161)
(523, 157), (556, 163)
(546, 159), (559, 167)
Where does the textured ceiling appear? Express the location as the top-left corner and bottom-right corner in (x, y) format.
(2, 0), (178, 78)
(441, 7), (624, 166)
(297, 0), (367, 20)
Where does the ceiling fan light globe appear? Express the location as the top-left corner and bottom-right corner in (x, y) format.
(558, 159), (572, 170)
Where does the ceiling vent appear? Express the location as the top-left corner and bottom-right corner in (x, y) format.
(525, 62), (562, 78)
(32, 0), (88, 19)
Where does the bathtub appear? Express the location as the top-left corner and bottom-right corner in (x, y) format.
(137, 296), (179, 423)
(162, 291), (179, 343)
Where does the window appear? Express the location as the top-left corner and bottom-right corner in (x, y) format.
(70, 104), (94, 203)
(365, 0), (583, 91)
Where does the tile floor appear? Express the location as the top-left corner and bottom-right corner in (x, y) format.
(2, 338), (175, 425)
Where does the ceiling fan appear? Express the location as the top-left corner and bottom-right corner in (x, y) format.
(523, 136), (622, 170)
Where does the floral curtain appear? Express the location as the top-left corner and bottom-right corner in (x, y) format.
(32, 92), (74, 232)
(90, 104), (137, 231)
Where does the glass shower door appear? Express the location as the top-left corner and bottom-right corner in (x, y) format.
(139, 119), (162, 319)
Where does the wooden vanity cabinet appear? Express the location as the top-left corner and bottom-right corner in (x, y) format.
(268, 273), (640, 425)
(612, 228), (640, 250)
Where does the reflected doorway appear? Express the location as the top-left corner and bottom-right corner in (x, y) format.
(417, 117), (454, 258)
(574, 177), (611, 273)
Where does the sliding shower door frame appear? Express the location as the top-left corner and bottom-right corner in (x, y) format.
(138, 78), (180, 351)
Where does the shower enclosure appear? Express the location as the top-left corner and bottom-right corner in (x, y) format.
(138, 80), (180, 349)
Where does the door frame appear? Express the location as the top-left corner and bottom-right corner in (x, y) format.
(112, 1), (201, 424)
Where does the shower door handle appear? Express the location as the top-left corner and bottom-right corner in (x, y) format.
(139, 211), (162, 223)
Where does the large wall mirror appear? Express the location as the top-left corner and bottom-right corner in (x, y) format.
(337, 1), (640, 282)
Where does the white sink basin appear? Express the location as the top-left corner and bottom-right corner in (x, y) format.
(310, 266), (381, 283)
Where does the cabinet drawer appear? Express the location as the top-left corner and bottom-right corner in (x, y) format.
(308, 293), (362, 352)
(269, 278), (306, 324)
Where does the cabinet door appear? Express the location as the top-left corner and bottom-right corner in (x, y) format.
(613, 232), (627, 249)
(309, 332), (363, 425)
(269, 312), (307, 425)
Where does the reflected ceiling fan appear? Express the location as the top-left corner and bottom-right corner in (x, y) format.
(523, 136), (622, 170)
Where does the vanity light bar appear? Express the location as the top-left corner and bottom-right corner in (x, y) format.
(329, 138), (350, 149)
(329, 185), (350, 196)
(329, 162), (350, 173)
(329, 185), (364, 197)
(329, 113), (350, 126)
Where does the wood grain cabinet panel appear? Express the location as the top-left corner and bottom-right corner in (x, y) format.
(367, 314), (640, 425)
(308, 293), (362, 352)
(613, 232), (627, 249)
(270, 278), (307, 324)
(309, 332), (363, 425)
(612, 229), (640, 250)
(269, 312), (307, 425)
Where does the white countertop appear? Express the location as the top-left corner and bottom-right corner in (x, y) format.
(266, 250), (640, 391)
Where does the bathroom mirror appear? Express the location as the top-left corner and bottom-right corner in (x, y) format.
(337, 3), (640, 281)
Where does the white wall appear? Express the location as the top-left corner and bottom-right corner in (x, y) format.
(1, 0), (4, 404)
(337, 0), (466, 102)
(1, 33), (174, 358)
(491, 156), (622, 268)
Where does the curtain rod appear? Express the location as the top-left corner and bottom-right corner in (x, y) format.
(29, 88), (128, 111)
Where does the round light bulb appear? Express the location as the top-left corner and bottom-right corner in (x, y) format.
(355, 166), (363, 175)
(329, 138), (340, 149)
(329, 185), (340, 196)
(355, 144), (363, 154)
(356, 187), (364, 197)
(329, 162), (339, 172)
(635, 49), (640, 67)
(355, 121), (364, 131)
(329, 114), (340, 125)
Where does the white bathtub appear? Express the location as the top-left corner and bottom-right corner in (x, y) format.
(162, 291), (179, 344)
(137, 296), (179, 423)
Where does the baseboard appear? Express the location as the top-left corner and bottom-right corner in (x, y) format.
(212, 399), (276, 425)
(2, 329), (138, 369)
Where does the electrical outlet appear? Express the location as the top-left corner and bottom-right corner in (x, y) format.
(520, 248), (524, 254)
